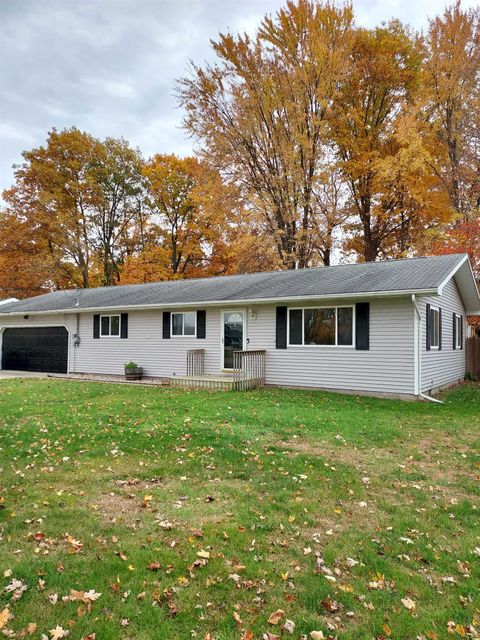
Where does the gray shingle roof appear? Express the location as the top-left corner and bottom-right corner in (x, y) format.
(0, 254), (466, 314)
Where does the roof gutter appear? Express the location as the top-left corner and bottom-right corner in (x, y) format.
(0, 288), (440, 317)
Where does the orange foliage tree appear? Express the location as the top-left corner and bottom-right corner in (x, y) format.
(420, 2), (480, 278)
(423, 1), (480, 219)
(178, 0), (353, 269)
(1, 128), (144, 294)
(331, 22), (450, 261)
(2, 1), (479, 301)
(120, 154), (242, 283)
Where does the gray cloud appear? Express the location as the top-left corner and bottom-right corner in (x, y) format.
(1, 0), (477, 193)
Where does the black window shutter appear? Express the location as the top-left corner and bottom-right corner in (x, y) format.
(460, 316), (463, 349)
(452, 313), (456, 350)
(197, 310), (206, 339)
(163, 311), (171, 339)
(93, 314), (100, 339)
(120, 313), (128, 339)
(426, 303), (431, 351)
(276, 306), (287, 349)
(438, 308), (442, 350)
(355, 302), (370, 350)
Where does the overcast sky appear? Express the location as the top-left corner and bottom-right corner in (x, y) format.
(0, 0), (477, 194)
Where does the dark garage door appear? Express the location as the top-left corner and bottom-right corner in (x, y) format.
(1, 327), (68, 373)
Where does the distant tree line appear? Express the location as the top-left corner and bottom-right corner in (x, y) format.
(1, 0), (478, 298)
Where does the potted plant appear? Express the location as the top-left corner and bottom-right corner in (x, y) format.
(124, 361), (143, 381)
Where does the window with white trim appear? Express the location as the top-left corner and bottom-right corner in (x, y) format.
(455, 314), (462, 349)
(100, 315), (120, 337)
(430, 306), (440, 349)
(288, 306), (354, 346)
(171, 311), (196, 336)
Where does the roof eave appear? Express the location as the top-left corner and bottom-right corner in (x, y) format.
(0, 287), (440, 316)
(438, 255), (480, 316)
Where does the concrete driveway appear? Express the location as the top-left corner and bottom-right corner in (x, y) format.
(0, 370), (51, 379)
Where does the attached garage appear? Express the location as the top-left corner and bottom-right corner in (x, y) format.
(1, 326), (68, 373)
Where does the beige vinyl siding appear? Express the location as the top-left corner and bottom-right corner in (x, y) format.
(420, 278), (466, 392)
(245, 297), (415, 395)
(74, 309), (222, 377)
(0, 313), (76, 372)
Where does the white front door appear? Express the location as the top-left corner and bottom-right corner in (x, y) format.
(221, 310), (246, 370)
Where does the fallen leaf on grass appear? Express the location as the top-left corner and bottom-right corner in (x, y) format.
(322, 597), (341, 613)
(4, 578), (27, 601)
(147, 562), (161, 571)
(49, 625), (69, 639)
(64, 533), (83, 553)
(283, 619), (295, 634)
(447, 621), (466, 636)
(268, 609), (285, 625)
(0, 607), (9, 630)
(68, 589), (101, 604)
(401, 597), (416, 611)
(310, 632), (325, 640)
(232, 611), (243, 625)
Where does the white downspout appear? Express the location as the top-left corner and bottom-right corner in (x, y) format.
(412, 294), (443, 404)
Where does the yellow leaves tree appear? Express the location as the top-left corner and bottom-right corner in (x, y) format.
(2, 128), (100, 289)
(121, 154), (240, 283)
(331, 21), (441, 261)
(86, 137), (145, 285)
(423, 1), (480, 219)
(178, 0), (353, 269)
(420, 2), (480, 271)
(0, 209), (66, 299)
(1, 128), (144, 293)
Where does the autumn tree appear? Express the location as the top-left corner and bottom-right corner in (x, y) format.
(329, 21), (449, 261)
(121, 154), (240, 283)
(0, 210), (66, 298)
(2, 128), (99, 289)
(423, 1), (480, 218)
(87, 137), (144, 285)
(1, 128), (144, 291)
(178, 0), (353, 269)
(420, 2), (480, 272)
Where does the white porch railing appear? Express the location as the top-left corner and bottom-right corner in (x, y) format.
(232, 350), (266, 390)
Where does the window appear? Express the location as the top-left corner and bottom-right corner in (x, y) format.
(171, 311), (196, 336)
(430, 306), (440, 349)
(455, 314), (462, 349)
(100, 315), (120, 337)
(288, 306), (354, 346)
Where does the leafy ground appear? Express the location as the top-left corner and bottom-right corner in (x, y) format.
(0, 379), (479, 640)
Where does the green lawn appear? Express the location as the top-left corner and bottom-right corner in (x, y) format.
(0, 380), (479, 640)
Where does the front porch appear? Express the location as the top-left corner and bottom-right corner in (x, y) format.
(170, 348), (266, 391)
